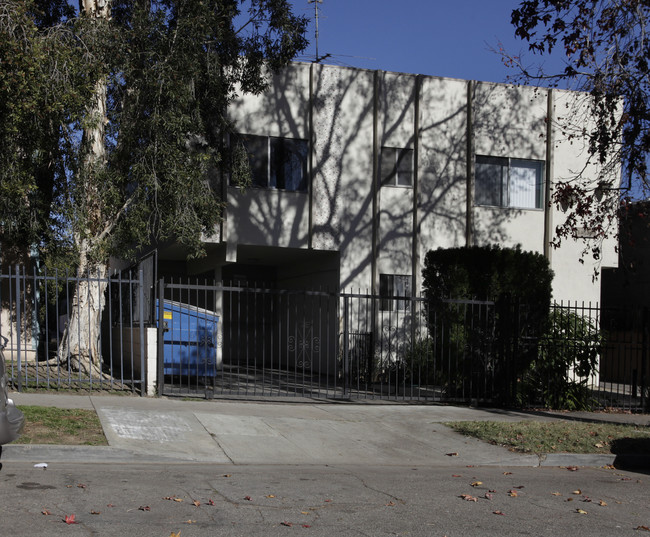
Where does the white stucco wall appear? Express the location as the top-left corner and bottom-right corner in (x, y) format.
(224, 63), (618, 306)
(311, 65), (375, 291)
(547, 89), (619, 303)
(227, 66), (311, 250)
(418, 77), (468, 255)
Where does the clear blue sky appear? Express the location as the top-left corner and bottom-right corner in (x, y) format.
(288, 0), (567, 84)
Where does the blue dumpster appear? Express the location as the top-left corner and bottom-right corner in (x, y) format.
(157, 300), (219, 377)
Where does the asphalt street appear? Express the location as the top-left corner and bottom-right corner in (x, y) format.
(1, 462), (648, 536)
(1, 393), (649, 536)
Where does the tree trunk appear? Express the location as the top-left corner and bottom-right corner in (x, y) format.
(57, 0), (112, 379)
(58, 246), (110, 378)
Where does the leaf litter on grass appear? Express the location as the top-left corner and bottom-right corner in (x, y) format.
(446, 420), (650, 454)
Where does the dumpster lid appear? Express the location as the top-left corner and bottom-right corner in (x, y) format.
(157, 299), (219, 318)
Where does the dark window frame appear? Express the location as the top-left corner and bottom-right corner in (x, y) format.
(379, 273), (412, 311)
(475, 155), (544, 210)
(381, 147), (413, 187)
(234, 134), (309, 192)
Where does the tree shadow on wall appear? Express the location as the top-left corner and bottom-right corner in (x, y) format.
(228, 65), (549, 288)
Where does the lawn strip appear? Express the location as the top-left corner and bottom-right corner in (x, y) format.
(445, 420), (650, 454)
(15, 405), (107, 446)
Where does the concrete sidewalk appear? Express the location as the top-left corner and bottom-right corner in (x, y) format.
(4, 393), (649, 468)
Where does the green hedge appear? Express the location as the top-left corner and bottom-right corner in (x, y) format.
(422, 245), (553, 306)
(421, 246), (554, 405)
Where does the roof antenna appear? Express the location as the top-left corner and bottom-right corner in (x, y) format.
(308, 0), (329, 63)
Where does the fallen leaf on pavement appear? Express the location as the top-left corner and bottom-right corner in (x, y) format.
(485, 493), (493, 500)
(551, 492), (562, 496)
(576, 509), (588, 515)
(64, 514), (76, 525)
(90, 510), (101, 515)
(208, 499), (215, 506)
(281, 521), (293, 527)
(185, 520), (195, 524)
(460, 494), (478, 502)
(635, 526), (650, 531)
(302, 524), (312, 528)
(493, 510), (506, 516)
(301, 511), (309, 515)
(386, 501), (396, 506)
(503, 472), (512, 475)
(446, 452), (458, 457)
(566, 466), (579, 472)
(599, 500), (607, 506)
(138, 506), (150, 511)
(508, 490), (518, 497)
(266, 495), (275, 498)
(192, 500), (200, 507)
(470, 481), (482, 487)
(451, 474), (462, 478)
(170, 532), (181, 537)
(41, 509), (51, 515)
(244, 496), (252, 501)
(572, 490), (582, 495)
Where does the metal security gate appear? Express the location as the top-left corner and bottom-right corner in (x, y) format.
(156, 280), (507, 402)
(156, 279), (649, 409)
(157, 280), (341, 398)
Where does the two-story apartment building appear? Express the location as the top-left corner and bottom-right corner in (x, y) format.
(158, 62), (617, 305)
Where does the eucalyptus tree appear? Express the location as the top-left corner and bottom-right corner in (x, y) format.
(0, 0), (308, 375)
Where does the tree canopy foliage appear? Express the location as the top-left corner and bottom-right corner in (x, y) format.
(0, 0), (308, 267)
(507, 0), (650, 259)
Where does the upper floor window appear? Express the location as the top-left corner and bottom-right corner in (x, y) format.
(475, 156), (544, 209)
(381, 147), (413, 187)
(379, 273), (412, 311)
(235, 134), (308, 192)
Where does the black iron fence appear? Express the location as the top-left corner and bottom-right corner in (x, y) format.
(156, 279), (648, 410)
(0, 266), (146, 393)
(1, 266), (648, 409)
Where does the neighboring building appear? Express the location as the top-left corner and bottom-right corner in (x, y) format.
(602, 200), (650, 310)
(600, 201), (649, 388)
(155, 62), (618, 304)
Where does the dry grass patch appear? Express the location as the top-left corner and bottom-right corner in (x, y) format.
(446, 420), (650, 455)
(15, 405), (107, 446)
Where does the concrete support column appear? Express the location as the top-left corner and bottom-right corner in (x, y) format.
(466, 80), (475, 247)
(544, 89), (555, 261)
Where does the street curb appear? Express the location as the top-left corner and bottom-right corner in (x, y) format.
(537, 452), (650, 470)
(4, 444), (649, 469)
(1, 445), (193, 464)
(537, 453), (617, 468)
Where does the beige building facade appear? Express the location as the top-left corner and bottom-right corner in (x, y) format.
(176, 62), (617, 304)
